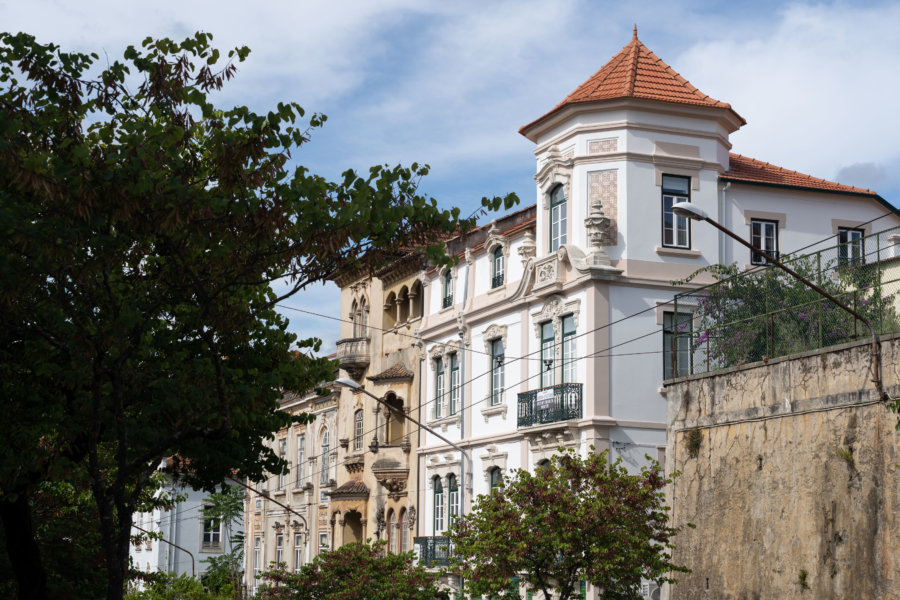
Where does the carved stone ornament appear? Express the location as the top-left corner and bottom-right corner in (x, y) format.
(407, 506), (416, 529)
(484, 222), (510, 258)
(531, 295), (581, 360)
(535, 258), (557, 287)
(536, 145), (573, 209)
(518, 230), (536, 261)
(272, 521), (284, 533)
(584, 203), (613, 266)
(482, 324), (508, 355)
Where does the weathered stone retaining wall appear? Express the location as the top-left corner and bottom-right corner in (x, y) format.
(666, 334), (900, 599)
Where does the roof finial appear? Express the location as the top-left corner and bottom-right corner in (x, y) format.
(633, 24), (638, 40)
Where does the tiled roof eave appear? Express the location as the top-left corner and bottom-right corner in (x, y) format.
(520, 96), (745, 140)
(718, 175), (880, 199)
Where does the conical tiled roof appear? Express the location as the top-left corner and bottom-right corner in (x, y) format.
(521, 27), (743, 136)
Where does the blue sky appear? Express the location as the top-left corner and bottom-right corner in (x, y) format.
(6, 0), (900, 352)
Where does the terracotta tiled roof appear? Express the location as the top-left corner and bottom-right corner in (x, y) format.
(328, 480), (369, 497)
(367, 363), (414, 382)
(521, 27), (743, 135)
(722, 154), (878, 196)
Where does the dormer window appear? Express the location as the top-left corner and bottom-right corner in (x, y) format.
(549, 184), (567, 252)
(491, 247), (505, 288)
(442, 271), (453, 308)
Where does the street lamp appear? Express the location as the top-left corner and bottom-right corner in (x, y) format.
(670, 202), (884, 396)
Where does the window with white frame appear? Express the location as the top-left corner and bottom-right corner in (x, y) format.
(318, 532), (328, 551)
(661, 175), (690, 248)
(489, 467), (503, 493)
(387, 510), (396, 553)
(253, 535), (261, 592)
(433, 476), (444, 534)
(561, 314), (576, 383)
(320, 428), (330, 485)
(442, 271), (453, 308)
(838, 227), (865, 266)
(750, 219), (779, 265)
(400, 508), (409, 553)
(278, 438), (287, 489)
(540, 321), (555, 388)
(353, 410), (364, 451)
(549, 184), (567, 252)
(491, 247), (505, 288)
(275, 533), (284, 565)
(663, 312), (692, 379)
(448, 474), (459, 527)
(434, 357), (444, 420)
(449, 353), (460, 415)
(490, 338), (505, 405)
(296, 433), (305, 487)
(201, 505), (221, 550)
(293, 533), (303, 572)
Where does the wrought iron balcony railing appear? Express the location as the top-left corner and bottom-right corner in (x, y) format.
(413, 536), (452, 567)
(517, 383), (582, 428)
(491, 273), (504, 288)
(442, 294), (453, 309)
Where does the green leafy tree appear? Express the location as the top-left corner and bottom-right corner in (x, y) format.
(257, 540), (441, 600)
(449, 449), (688, 600)
(125, 572), (227, 600)
(199, 486), (244, 598)
(0, 31), (516, 600)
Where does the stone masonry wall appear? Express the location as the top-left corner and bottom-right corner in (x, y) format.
(666, 334), (900, 599)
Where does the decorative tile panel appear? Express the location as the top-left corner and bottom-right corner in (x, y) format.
(588, 138), (618, 153)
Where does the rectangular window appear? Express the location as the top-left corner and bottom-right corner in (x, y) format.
(561, 314), (576, 383)
(433, 486), (444, 534)
(202, 505), (221, 549)
(275, 533), (284, 565)
(434, 358), (444, 420)
(449, 353), (460, 415)
(540, 321), (555, 388)
(318, 532), (329, 552)
(491, 249), (505, 288)
(838, 227), (865, 266)
(296, 434), (305, 487)
(448, 482), (459, 527)
(661, 175), (690, 248)
(663, 312), (693, 379)
(750, 219), (779, 265)
(442, 272), (453, 308)
(253, 535), (261, 593)
(490, 339), (505, 406)
(278, 438), (287, 489)
(550, 185), (567, 252)
(354, 411), (364, 451)
(293, 533), (303, 572)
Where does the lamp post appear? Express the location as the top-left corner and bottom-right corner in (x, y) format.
(670, 202), (883, 395)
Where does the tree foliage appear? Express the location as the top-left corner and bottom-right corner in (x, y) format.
(673, 257), (899, 371)
(449, 449), (687, 600)
(199, 486), (244, 598)
(0, 31), (515, 600)
(257, 540), (441, 600)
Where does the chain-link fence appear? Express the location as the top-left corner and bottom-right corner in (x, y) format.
(669, 226), (900, 377)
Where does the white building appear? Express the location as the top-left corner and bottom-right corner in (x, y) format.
(411, 29), (898, 598)
(129, 468), (242, 585)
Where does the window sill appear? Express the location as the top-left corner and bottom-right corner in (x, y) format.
(427, 413), (461, 433)
(655, 246), (701, 258)
(487, 283), (506, 295)
(273, 489), (286, 498)
(480, 402), (507, 422)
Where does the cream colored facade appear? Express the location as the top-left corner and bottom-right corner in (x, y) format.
(242, 387), (338, 595)
(329, 255), (424, 554)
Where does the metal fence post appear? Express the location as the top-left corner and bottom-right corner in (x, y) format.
(817, 252), (823, 348)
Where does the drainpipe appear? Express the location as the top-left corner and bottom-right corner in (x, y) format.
(719, 182), (731, 264)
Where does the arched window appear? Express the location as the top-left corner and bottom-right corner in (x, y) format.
(398, 286), (409, 323)
(433, 477), (444, 533)
(562, 314), (577, 383)
(549, 184), (567, 252)
(353, 410), (364, 451)
(411, 281), (424, 319)
(399, 508), (409, 553)
(448, 474), (459, 527)
(385, 394), (404, 445)
(320, 428), (330, 485)
(359, 297), (368, 337)
(491, 247), (505, 288)
(350, 299), (359, 337)
(387, 509), (396, 553)
(384, 292), (397, 329)
(442, 272), (453, 308)
(489, 467), (503, 493)
(537, 459), (551, 474)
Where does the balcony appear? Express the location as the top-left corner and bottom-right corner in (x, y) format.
(413, 536), (452, 567)
(336, 337), (370, 378)
(491, 273), (504, 289)
(517, 383), (582, 428)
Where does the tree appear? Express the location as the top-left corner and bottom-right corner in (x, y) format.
(449, 449), (688, 600)
(0, 32), (516, 600)
(125, 572), (228, 600)
(257, 540), (441, 600)
(198, 486), (244, 598)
